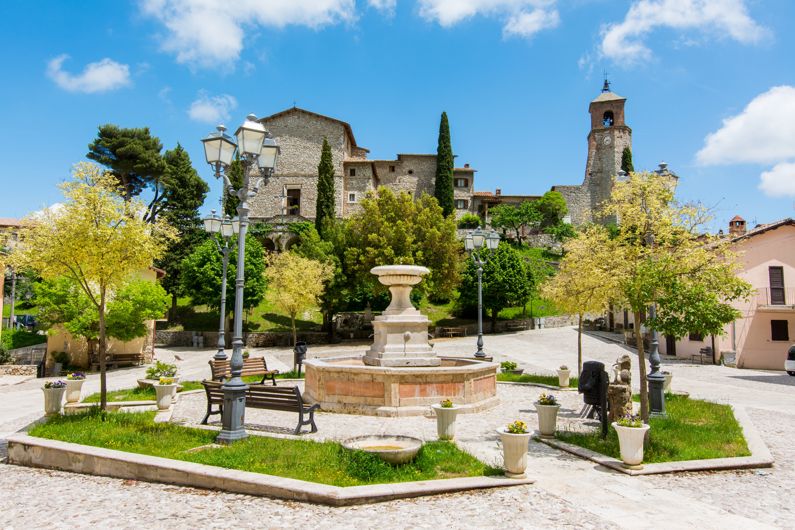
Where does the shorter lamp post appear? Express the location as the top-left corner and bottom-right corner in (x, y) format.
(464, 228), (501, 359)
(203, 210), (236, 361)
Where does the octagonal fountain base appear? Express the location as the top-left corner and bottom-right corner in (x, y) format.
(303, 356), (499, 417)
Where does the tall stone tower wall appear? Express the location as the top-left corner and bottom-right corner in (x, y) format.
(584, 125), (632, 216)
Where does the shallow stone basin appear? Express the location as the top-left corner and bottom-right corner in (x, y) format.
(342, 435), (423, 465)
(304, 355), (499, 416)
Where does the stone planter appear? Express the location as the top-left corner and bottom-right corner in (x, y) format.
(535, 403), (560, 438)
(139, 376), (179, 389)
(497, 428), (532, 478)
(612, 422), (650, 468)
(64, 379), (85, 403)
(663, 372), (672, 392)
(431, 404), (460, 440)
(42, 387), (66, 416)
(557, 369), (570, 387)
(154, 384), (178, 410)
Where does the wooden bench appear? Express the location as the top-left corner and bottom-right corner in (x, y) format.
(690, 347), (713, 365)
(441, 326), (467, 337)
(209, 357), (279, 386)
(201, 380), (319, 434)
(90, 352), (145, 371)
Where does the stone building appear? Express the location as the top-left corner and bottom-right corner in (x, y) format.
(553, 81), (678, 225)
(248, 107), (477, 249)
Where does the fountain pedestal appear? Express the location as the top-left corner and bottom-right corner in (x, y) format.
(364, 265), (440, 367)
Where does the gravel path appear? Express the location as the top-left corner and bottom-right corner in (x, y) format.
(2, 327), (794, 529)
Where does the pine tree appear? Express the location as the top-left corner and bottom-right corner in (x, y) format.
(621, 146), (634, 174)
(434, 112), (455, 217)
(156, 144), (209, 318)
(315, 137), (336, 237)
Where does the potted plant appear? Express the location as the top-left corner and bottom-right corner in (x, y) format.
(42, 380), (67, 416)
(64, 372), (86, 403)
(153, 376), (178, 410)
(500, 361), (524, 376)
(242, 350), (250, 359)
(431, 399), (461, 440)
(557, 365), (570, 387)
(612, 414), (650, 469)
(497, 420), (532, 478)
(139, 361), (179, 388)
(535, 393), (560, 438)
(662, 371), (672, 392)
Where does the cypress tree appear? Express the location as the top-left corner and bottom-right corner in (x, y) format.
(621, 146), (634, 174)
(316, 137), (335, 237)
(434, 112), (455, 217)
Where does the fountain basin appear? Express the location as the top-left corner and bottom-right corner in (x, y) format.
(304, 355), (498, 417)
(342, 435), (423, 464)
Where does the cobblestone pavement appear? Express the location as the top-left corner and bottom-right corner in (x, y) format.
(2, 327), (794, 529)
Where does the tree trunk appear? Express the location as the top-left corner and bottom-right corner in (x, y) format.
(711, 335), (717, 365)
(323, 311), (335, 342)
(633, 310), (649, 422)
(291, 314), (297, 347)
(98, 290), (108, 411)
(577, 312), (583, 376)
(169, 292), (178, 321)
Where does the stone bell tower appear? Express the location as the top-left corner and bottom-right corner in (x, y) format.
(583, 80), (632, 221)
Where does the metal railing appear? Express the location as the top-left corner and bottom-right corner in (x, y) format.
(756, 287), (795, 306)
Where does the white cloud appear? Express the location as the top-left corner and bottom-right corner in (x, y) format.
(418, 0), (559, 38)
(188, 92), (238, 124)
(759, 163), (795, 198)
(600, 0), (767, 63)
(697, 86), (795, 199)
(46, 55), (131, 93)
(368, 0), (396, 14)
(697, 86), (795, 166)
(140, 0), (356, 69)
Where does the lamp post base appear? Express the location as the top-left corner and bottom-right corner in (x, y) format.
(647, 373), (667, 418)
(216, 384), (248, 444)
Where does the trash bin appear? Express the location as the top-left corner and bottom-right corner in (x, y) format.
(578, 360), (609, 437)
(294, 341), (308, 377)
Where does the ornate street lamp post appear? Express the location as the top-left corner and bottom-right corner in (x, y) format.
(464, 228), (501, 359)
(202, 210), (236, 361)
(647, 303), (666, 417)
(202, 116), (279, 443)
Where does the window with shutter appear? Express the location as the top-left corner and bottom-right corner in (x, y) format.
(769, 266), (785, 304)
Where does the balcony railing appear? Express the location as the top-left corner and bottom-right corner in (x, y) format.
(756, 287), (795, 307)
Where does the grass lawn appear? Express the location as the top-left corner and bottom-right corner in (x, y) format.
(556, 394), (750, 463)
(29, 411), (501, 486)
(497, 372), (578, 388)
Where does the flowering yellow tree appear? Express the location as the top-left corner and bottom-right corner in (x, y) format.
(601, 172), (751, 421)
(10, 163), (175, 409)
(265, 252), (333, 346)
(541, 225), (619, 375)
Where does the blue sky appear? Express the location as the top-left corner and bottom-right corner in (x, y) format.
(1, 0), (794, 232)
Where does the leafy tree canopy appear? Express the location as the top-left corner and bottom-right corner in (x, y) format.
(434, 112), (455, 217)
(344, 187), (461, 299)
(179, 234), (266, 311)
(315, 137), (336, 237)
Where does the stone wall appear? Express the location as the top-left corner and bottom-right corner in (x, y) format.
(0, 364), (37, 376)
(552, 184), (591, 226)
(156, 330), (329, 348)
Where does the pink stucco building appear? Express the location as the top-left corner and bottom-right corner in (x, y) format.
(659, 217), (795, 370)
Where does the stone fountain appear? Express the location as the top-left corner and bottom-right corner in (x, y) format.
(303, 265), (498, 416)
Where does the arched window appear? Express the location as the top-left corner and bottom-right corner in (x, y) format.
(602, 111), (614, 127)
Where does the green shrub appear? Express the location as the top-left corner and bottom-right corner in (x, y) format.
(457, 213), (482, 229)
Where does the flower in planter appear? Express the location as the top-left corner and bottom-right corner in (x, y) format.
(500, 361), (518, 371)
(242, 350), (250, 359)
(440, 399), (454, 408)
(616, 414), (643, 428)
(505, 420), (529, 434)
(43, 380), (66, 389)
(145, 361), (177, 380)
(66, 372), (86, 380)
(537, 393), (558, 406)
(559, 365), (568, 371)
(158, 377), (175, 385)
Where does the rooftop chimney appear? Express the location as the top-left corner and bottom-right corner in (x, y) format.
(464, 163), (470, 168)
(495, 188), (502, 197)
(728, 215), (746, 237)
